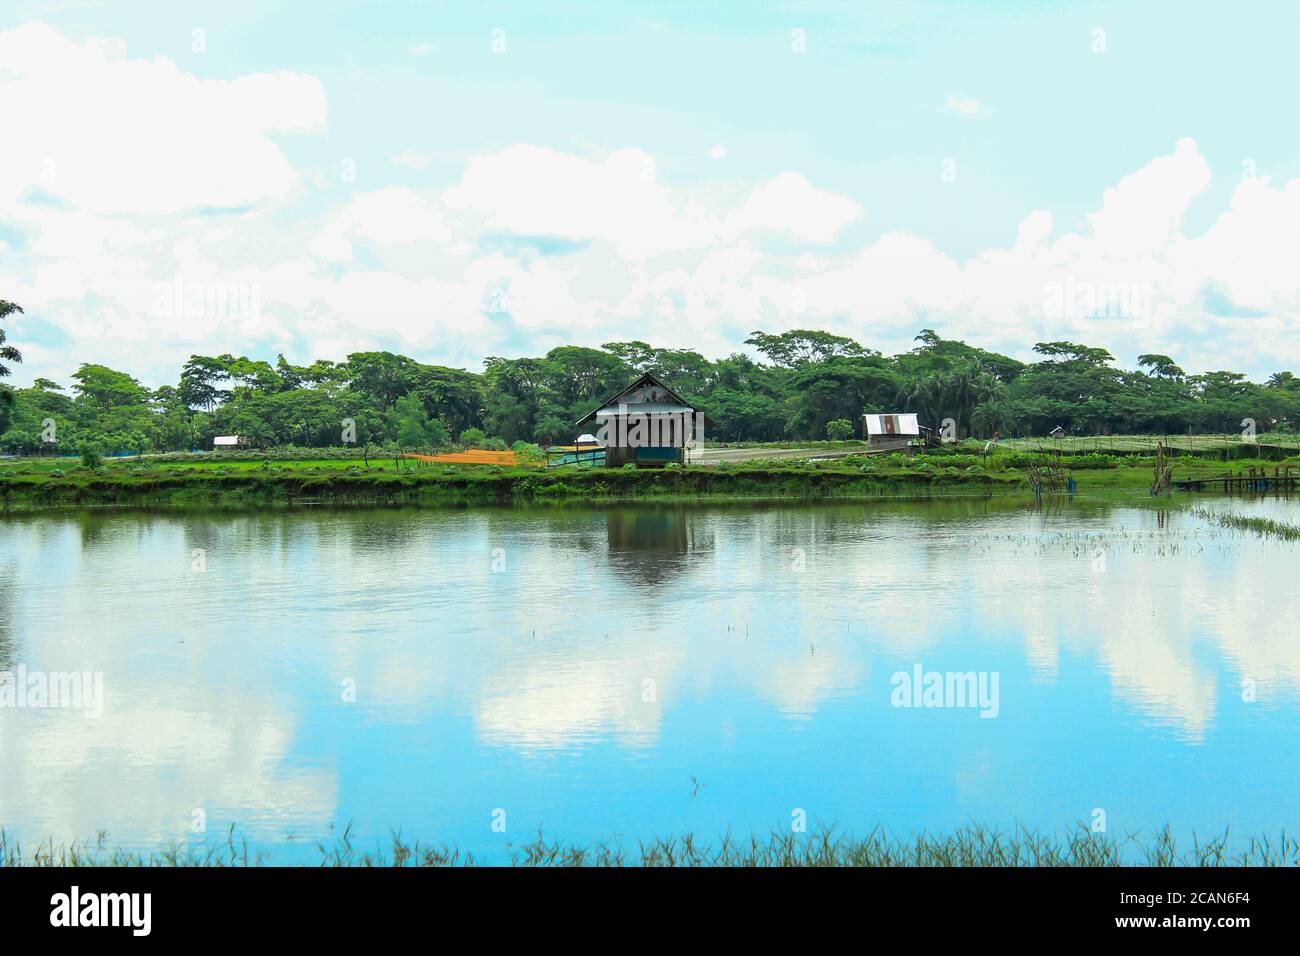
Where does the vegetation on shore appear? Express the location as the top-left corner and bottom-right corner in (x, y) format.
(0, 456), (1011, 508)
(3, 823), (1294, 867)
(4, 443), (1292, 509)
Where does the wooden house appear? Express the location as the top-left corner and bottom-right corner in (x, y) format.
(575, 372), (708, 468)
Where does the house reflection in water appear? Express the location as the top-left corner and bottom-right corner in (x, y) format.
(603, 506), (711, 587)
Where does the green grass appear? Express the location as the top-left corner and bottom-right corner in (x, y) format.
(0, 447), (1295, 509)
(1191, 507), (1300, 541)
(2, 823), (1294, 867)
(998, 432), (1300, 453)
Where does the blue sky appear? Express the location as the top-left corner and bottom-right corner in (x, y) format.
(3, 1), (1299, 385)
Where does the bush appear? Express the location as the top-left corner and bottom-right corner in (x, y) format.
(511, 441), (545, 462)
(459, 428), (487, 447)
(80, 446), (102, 470)
(825, 419), (855, 441)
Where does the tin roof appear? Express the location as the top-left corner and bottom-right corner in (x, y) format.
(593, 401), (693, 417)
(864, 413), (920, 436)
(575, 371), (709, 427)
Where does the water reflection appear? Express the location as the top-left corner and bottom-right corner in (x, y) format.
(0, 496), (1297, 859)
(0, 563), (17, 670)
(604, 506), (711, 586)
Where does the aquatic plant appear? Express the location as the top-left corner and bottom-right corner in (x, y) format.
(2, 823), (1294, 867)
(1191, 507), (1300, 542)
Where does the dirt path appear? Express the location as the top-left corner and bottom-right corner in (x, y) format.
(691, 444), (873, 464)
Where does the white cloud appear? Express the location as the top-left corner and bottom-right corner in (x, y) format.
(0, 22), (327, 217)
(945, 94), (983, 116)
(389, 149), (437, 170)
(1085, 136), (1211, 254)
(308, 188), (453, 262)
(443, 144), (718, 258)
(723, 171), (863, 243)
(707, 144), (728, 160)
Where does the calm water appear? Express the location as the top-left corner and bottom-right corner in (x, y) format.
(1, 496), (1297, 862)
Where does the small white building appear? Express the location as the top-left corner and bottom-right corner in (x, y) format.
(863, 413), (921, 451)
(213, 435), (244, 449)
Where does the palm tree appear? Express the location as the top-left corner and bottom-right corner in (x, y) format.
(944, 363), (981, 437)
(898, 373), (944, 430)
(0, 300), (21, 378)
(970, 397), (1012, 438)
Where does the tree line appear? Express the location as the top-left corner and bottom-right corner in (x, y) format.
(1, 301), (1297, 455)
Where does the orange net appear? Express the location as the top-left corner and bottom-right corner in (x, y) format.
(402, 449), (524, 465)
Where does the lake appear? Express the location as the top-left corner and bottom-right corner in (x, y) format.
(1, 496), (1297, 863)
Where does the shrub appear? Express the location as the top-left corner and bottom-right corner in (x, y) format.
(80, 446), (102, 470)
(825, 419), (855, 441)
(511, 441), (545, 462)
(459, 427), (487, 447)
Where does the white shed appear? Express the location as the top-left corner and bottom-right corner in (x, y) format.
(863, 413), (922, 451)
(213, 435), (243, 448)
(864, 413), (920, 437)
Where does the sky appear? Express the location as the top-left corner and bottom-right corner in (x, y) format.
(2, 0), (1299, 388)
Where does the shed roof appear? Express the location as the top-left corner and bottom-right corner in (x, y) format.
(864, 413), (920, 436)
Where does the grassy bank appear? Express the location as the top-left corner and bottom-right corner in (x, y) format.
(0, 460), (1017, 509)
(0, 448), (1293, 509)
(2, 823), (1294, 867)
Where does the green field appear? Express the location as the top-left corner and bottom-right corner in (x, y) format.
(1, 441), (1296, 509)
(998, 432), (1300, 456)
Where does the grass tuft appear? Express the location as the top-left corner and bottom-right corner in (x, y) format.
(3, 823), (1296, 867)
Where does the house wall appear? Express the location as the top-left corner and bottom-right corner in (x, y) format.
(605, 446), (635, 468)
(868, 436), (913, 451)
(602, 445), (685, 468)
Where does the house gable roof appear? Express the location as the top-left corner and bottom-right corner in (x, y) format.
(574, 371), (710, 427)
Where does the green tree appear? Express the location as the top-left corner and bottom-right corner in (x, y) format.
(1137, 354), (1185, 380)
(70, 364), (149, 411)
(745, 329), (871, 368)
(0, 300), (22, 378)
(390, 394), (436, 447)
(0, 300), (22, 434)
(825, 418), (854, 440)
